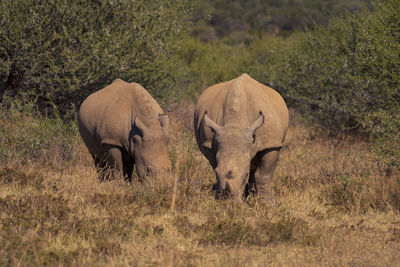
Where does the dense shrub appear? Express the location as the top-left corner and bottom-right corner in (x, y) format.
(249, 0), (400, 167)
(0, 0), (190, 113)
(0, 99), (79, 164)
(172, 37), (248, 100)
(190, 0), (370, 43)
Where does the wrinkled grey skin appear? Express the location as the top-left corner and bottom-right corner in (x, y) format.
(194, 74), (289, 204)
(78, 79), (171, 181)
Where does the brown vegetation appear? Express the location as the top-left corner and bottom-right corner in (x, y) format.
(0, 105), (399, 266)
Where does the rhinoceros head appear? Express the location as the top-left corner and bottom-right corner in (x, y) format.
(204, 111), (264, 200)
(132, 114), (171, 180)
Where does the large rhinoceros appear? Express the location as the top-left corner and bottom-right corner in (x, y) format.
(78, 79), (171, 181)
(194, 74), (289, 204)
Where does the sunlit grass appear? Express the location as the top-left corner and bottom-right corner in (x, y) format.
(0, 105), (399, 266)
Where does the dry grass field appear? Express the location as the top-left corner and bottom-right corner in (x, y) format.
(1, 105), (400, 266)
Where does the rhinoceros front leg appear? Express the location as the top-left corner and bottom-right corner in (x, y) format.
(96, 144), (124, 180)
(122, 154), (134, 182)
(92, 154), (107, 180)
(254, 148), (280, 206)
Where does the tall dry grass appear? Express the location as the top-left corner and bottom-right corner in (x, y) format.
(0, 104), (399, 266)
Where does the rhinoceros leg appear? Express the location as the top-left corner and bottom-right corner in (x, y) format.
(254, 148), (280, 206)
(92, 149), (133, 181)
(121, 152), (134, 182)
(97, 144), (124, 180)
(92, 154), (107, 180)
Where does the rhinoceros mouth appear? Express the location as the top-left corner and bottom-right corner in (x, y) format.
(215, 186), (231, 200)
(214, 181), (249, 201)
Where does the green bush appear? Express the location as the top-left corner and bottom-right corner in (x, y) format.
(190, 0), (370, 42)
(249, 0), (400, 166)
(0, 99), (79, 164)
(0, 0), (190, 113)
(172, 37), (249, 100)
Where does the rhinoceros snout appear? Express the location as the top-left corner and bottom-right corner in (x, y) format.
(216, 173), (249, 200)
(139, 163), (171, 180)
(216, 181), (244, 201)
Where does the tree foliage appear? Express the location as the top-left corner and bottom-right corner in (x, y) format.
(249, 0), (400, 166)
(0, 0), (190, 112)
(191, 0), (370, 43)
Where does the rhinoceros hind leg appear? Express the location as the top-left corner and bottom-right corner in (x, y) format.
(253, 148), (280, 206)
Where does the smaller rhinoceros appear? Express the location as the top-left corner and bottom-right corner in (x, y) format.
(194, 74), (289, 204)
(78, 79), (171, 181)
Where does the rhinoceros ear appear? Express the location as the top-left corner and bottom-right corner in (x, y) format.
(134, 116), (148, 136)
(249, 111), (264, 142)
(158, 114), (170, 139)
(203, 112), (222, 135)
